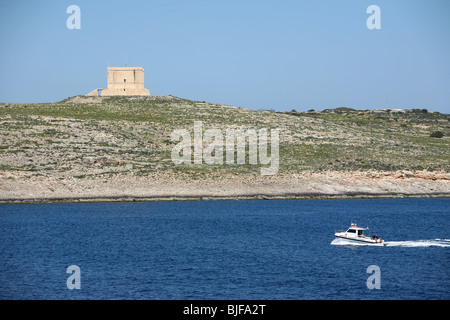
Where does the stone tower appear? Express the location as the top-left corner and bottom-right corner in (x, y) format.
(87, 67), (150, 96)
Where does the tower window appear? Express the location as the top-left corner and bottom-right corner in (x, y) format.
(124, 79), (126, 83)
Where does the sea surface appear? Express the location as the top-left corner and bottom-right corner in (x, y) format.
(0, 198), (449, 300)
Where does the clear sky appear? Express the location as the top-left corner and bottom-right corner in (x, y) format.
(0, 0), (449, 113)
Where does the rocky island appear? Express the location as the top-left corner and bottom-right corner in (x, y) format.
(0, 95), (449, 203)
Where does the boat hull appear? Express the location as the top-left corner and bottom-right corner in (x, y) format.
(335, 234), (386, 246)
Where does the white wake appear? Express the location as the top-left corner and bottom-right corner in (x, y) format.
(331, 238), (450, 247)
(384, 239), (450, 247)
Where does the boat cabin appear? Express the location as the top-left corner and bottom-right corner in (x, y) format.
(346, 223), (368, 237)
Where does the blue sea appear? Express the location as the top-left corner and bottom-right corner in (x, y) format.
(0, 198), (449, 300)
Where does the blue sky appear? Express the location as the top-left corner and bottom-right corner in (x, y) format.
(0, 0), (449, 113)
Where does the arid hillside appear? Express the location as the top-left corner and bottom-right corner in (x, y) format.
(0, 96), (449, 202)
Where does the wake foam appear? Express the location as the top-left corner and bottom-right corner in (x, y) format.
(384, 239), (450, 247)
(331, 238), (450, 247)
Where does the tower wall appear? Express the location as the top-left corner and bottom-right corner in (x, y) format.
(87, 67), (150, 96)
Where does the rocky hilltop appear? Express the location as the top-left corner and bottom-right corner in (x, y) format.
(0, 96), (449, 202)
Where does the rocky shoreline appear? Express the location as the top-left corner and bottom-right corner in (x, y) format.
(1, 170), (449, 204)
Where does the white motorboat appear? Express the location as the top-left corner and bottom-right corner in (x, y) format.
(335, 223), (385, 246)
